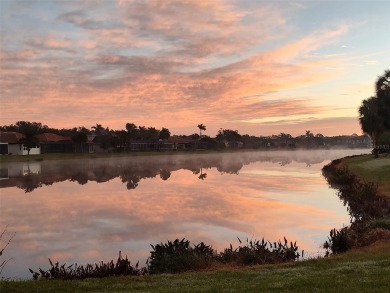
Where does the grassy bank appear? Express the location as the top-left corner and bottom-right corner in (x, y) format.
(1, 243), (390, 293)
(339, 154), (390, 197)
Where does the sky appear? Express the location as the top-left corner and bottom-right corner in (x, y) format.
(0, 0), (389, 136)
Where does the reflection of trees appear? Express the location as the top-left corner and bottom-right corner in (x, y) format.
(216, 161), (243, 174)
(279, 158), (292, 166)
(159, 169), (171, 181)
(70, 172), (89, 185)
(121, 172), (141, 190)
(198, 168), (207, 180)
(17, 173), (42, 193)
(2, 150), (342, 193)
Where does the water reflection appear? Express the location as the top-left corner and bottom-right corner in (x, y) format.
(0, 149), (368, 279)
(0, 150), (364, 193)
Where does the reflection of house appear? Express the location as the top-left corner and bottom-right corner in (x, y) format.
(0, 161), (42, 182)
(36, 133), (73, 153)
(0, 132), (41, 155)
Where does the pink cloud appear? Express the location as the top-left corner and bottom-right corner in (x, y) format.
(0, 1), (360, 135)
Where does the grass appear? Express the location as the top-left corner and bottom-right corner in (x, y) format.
(340, 154), (390, 197)
(1, 243), (389, 292)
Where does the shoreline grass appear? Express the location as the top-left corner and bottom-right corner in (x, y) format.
(339, 154), (390, 197)
(1, 242), (389, 292)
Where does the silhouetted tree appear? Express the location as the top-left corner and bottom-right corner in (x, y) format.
(71, 128), (88, 153)
(91, 123), (104, 135)
(376, 69), (390, 130)
(190, 133), (200, 140)
(159, 128), (171, 140)
(359, 96), (384, 158)
(16, 121), (45, 155)
(138, 126), (147, 140)
(146, 127), (159, 140)
(216, 129), (241, 142)
(197, 124), (206, 137)
(126, 123), (139, 140)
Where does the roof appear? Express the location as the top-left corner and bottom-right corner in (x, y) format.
(0, 132), (25, 144)
(35, 133), (71, 143)
(168, 136), (195, 144)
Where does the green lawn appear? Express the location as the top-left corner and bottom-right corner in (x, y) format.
(1, 243), (390, 293)
(341, 154), (390, 196)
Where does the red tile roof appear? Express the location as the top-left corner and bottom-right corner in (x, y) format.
(168, 136), (195, 144)
(0, 132), (25, 144)
(35, 133), (71, 143)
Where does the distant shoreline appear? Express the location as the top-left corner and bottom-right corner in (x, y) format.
(0, 147), (370, 163)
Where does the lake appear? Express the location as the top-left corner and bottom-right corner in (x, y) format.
(0, 149), (369, 279)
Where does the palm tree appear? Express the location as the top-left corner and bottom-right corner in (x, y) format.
(91, 123), (104, 135)
(359, 96), (384, 158)
(197, 124), (206, 137)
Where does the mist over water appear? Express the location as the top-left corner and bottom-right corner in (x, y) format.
(0, 149), (369, 279)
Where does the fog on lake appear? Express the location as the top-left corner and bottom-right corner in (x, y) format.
(0, 149), (369, 279)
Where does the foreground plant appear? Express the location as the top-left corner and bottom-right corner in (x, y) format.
(218, 237), (302, 266)
(0, 227), (16, 278)
(30, 236), (303, 279)
(147, 237), (303, 274)
(29, 251), (147, 280)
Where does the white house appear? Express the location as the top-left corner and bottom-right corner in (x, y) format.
(0, 132), (41, 155)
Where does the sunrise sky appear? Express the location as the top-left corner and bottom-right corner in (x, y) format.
(0, 0), (389, 136)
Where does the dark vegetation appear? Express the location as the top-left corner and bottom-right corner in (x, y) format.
(1, 120), (370, 156)
(321, 70), (390, 254)
(359, 69), (390, 158)
(322, 157), (390, 255)
(29, 237), (302, 280)
(29, 251), (146, 280)
(0, 227), (15, 278)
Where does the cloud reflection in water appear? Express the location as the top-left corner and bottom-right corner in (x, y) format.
(0, 149), (368, 278)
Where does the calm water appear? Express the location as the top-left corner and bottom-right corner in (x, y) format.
(0, 149), (369, 279)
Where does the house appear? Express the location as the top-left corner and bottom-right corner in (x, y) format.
(35, 133), (73, 153)
(224, 140), (244, 149)
(130, 140), (174, 151)
(168, 136), (196, 150)
(0, 132), (41, 155)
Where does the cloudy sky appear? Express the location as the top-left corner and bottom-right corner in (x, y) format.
(1, 0), (389, 136)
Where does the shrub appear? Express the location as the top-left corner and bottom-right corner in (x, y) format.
(218, 237), (302, 265)
(323, 227), (351, 255)
(29, 251), (147, 280)
(147, 238), (215, 274)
